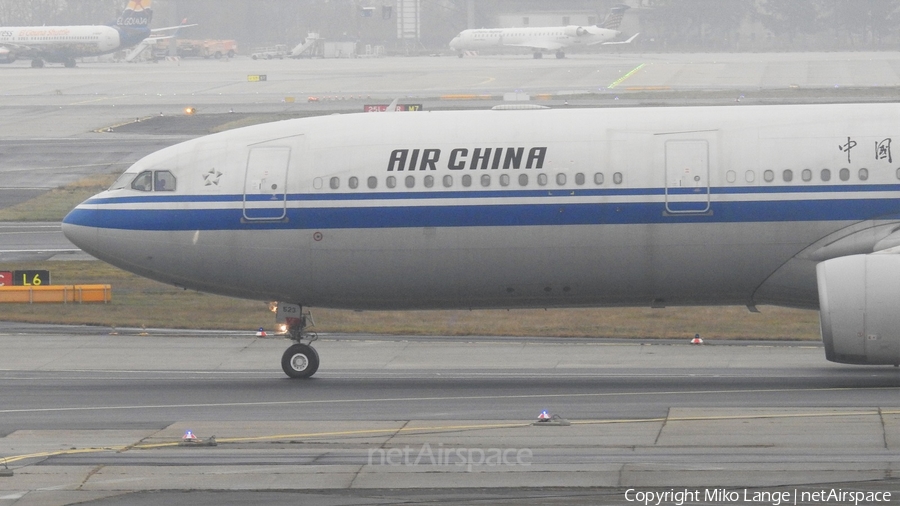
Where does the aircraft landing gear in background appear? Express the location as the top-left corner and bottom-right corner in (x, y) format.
(555, 50), (565, 59)
(31, 58), (44, 68)
(64, 58), (76, 68)
(533, 51), (543, 59)
(277, 303), (319, 379)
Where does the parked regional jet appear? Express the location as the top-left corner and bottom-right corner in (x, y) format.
(63, 103), (900, 378)
(449, 4), (636, 59)
(0, 0), (187, 67)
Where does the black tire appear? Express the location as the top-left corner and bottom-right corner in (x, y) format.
(281, 343), (319, 378)
(555, 51), (565, 59)
(227, 50), (235, 58)
(214, 51), (222, 59)
(533, 52), (542, 59)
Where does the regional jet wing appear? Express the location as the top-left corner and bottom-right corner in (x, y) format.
(600, 33), (639, 45)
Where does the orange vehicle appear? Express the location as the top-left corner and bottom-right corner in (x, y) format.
(155, 39), (237, 59)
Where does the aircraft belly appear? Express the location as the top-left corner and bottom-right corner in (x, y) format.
(84, 220), (832, 310)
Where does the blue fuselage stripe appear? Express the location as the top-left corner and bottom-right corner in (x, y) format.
(80, 183), (900, 206)
(64, 196), (900, 231)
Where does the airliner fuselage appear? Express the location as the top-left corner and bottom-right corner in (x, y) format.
(0, 25), (125, 60)
(63, 104), (900, 374)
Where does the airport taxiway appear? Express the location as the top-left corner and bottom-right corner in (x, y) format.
(0, 325), (898, 505)
(2, 52), (900, 140)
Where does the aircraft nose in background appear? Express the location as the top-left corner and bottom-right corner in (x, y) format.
(449, 37), (460, 50)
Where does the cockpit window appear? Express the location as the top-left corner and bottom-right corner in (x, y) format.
(131, 171), (153, 192)
(128, 170), (176, 192)
(154, 170), (177, 191)
(109, 172), (136, 190)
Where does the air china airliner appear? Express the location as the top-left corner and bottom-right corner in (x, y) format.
(63, 104), (900, 378)
(0, 0), (184, 67)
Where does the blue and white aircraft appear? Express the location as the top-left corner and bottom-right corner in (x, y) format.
(63, 103), (900, 378)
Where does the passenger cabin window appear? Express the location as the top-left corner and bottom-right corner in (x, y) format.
(859, 168), (869, 181)
(349, 176), (359, 189)
(575, 173), (585, 186)
(462, 175), (472, 187)
(594, 173), (604, 185)
(821, 169), (831, 182)
(613, 172), (623, 185)
(839, 168), (850, 181)
(329, 177), (340, 189)
(367, 176), (378, 189)
(801, 169), (812, 182)
(386, 176), (396, 188)
(443, 175), (453, 187)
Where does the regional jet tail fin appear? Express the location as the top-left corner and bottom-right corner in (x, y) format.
(117, 0), (153, 28)
(599, 4), (629, 30)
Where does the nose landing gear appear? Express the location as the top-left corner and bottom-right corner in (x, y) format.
(277, 303), (319, 379)
(282, 342), (319, 378)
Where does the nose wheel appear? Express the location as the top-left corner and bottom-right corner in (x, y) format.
(277, 303), (320, 379)
(281, 343), (319, 378)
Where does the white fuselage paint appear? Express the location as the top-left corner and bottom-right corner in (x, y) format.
(449, 25), (619, 53)
(63, 105), (900, 311)
(0, 25), (121, 59)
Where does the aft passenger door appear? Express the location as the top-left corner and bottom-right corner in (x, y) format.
(243, 146), (291, 221)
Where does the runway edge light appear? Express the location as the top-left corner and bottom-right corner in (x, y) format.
(534, 411), (571, 427)
(691, 334), (704, 345)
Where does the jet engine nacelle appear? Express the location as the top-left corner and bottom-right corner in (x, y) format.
(565, 26), (588, 37)
(0, 47), (16, 63)
(817, 254), (900, 365)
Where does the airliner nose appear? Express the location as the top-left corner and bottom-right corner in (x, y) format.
(62, 203), (100, 258)
(449, 37), (460, 50)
